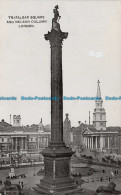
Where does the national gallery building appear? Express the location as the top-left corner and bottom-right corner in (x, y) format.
(0, 116), (51, 155)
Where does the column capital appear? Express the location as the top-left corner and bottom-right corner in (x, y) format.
(45, 29), (68, 47)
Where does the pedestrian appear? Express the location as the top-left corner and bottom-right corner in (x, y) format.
(106, 176), (108, 180)
(21, 181), (23, 189)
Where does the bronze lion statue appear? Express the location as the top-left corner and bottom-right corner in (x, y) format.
(96, 182), (120, 194)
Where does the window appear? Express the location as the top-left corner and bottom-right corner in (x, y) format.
(31, 138), (33, 142)
(100, 114), (102, 120)
(2, 138), (4, 142)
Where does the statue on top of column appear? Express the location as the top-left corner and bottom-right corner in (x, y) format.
(53, 5), (61, 22)
(52, 5), (61, 32)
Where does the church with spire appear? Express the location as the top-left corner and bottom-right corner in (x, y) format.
(64, 80), (119, 153)
(93, 80), (106, 131)
(82, 80), (119, 152)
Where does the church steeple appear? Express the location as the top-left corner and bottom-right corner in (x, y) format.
(95, 80), (103, 109)
(97, 79), (101, 98)
(93, 80), (106, 130)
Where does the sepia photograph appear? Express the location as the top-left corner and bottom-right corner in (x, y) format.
(0, 0), (121, 194)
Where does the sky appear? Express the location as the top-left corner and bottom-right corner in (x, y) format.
(0, 0), (121, 127)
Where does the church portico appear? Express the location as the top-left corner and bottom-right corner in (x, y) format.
(83, 130), (118, 152)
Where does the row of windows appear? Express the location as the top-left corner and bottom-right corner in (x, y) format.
(0, 137), (49, 142)
(30, 137), (48, 142)
(0, 138), (9, 142)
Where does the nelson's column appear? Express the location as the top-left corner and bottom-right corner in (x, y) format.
(34, 6), (96, 195)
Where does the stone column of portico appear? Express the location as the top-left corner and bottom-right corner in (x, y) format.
(34, 6), (79, 195)
(115, 136), (117, 152)
(15, 137), (17, 150)
(85, 138), (87, 148)
(86, 137), (87, 148)
(46, 137), (48, 147)
(92, 137), (93, 149)
(89, 137), (91, 149)
(40, 137), (42, 148)
(90, 137), (92, 149)
(24, 137), (27, 150)
(47, 137), (49, 146)
(37, 135), (39, 150)
(90, 137), (91, 149)
(11, 138), (13, 152)
(103, 137), (105, 148)
(95, 136), (97, 149)
(88, 137), (90, 148)
(108, 137), (110, 149)
(87, 137), (89, 148)
(21, 137), (23, 150)
(100, 136), (103, 150)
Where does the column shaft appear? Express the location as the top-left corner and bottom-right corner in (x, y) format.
(86, 138), (87, 148)
(15, 137), (17, 150)
(96, 136), (97, 149)
(88, 137), (90, 148)
(51, 43), (63, 143)
(100, 137), (103, 150)
(92, 137), (93, 149)
(38, 136), (39, 149)
(22, 137), (23, 150)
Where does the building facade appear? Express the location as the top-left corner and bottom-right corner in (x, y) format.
(63, 80), (120, 154)
(0, 117), (51, 156)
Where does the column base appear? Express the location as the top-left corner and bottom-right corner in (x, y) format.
(33, 145), (80, 195)
(33, 184), (96, 195)
(33, 177), (80, 195)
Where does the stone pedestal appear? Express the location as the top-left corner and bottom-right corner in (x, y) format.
(34, 147), (79, 194)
